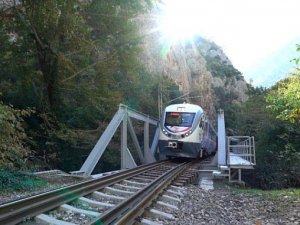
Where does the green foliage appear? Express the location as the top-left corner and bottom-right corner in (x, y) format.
(267, 46), (300, 124)
(233, 87), (269, 136)
(213, 86), (239, 133)
(0, 0), (174, 174)
(0, 101), (32, 168)
(0, 167), (47, 191)
(24, 112), (98, 171)
(233, 86), (300, 189)
(245, 49), (300, 189)
(234, 188), (300, 200)
(267, 73), (300, 124)
(6, 1), (90, 110)
(147, 74), (182, 116)
(122, 70), (166, 116)
(93, 143), (121, 173)
(250, 122), (300, 189)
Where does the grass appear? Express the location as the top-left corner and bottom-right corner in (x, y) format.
(233, 187), (300, 200)
(0, 167), (48, 192)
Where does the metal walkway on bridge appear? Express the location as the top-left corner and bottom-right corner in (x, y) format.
(215, 110), (256, 183)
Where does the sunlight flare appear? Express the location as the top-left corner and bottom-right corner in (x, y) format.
(159, 0), (207, 43)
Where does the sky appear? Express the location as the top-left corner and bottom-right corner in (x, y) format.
(160, 0), (300, 84)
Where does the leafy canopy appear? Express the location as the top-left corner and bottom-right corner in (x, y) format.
(0, 0), (182, 172)
(267, 72), (300, 124)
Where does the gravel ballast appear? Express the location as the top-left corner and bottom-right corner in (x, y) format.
(166, 185), (300, 225)
(1, 171), (299, 225)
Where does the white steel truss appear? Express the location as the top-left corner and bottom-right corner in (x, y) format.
(79, 104), (159, 176)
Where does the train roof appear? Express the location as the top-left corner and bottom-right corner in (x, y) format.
(164, 103), (203, 113)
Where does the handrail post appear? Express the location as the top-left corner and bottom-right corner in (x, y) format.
(218, 109), (226, 166)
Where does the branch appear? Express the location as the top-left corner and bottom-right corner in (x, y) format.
(13, 0), (55, 54)
(60, 49), (119, 83)
(60, 61), (98, 83)
(28, 19), (45, 50)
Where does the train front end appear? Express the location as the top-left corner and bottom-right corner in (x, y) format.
(158, 103), (203, 159)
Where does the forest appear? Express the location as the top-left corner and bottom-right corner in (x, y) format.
(0, 0), (299, 191)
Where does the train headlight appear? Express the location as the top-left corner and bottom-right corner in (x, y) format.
(162, 129), (169, 135)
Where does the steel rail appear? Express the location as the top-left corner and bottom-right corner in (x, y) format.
(90, 161), (192, 225)
(0, 161), (169, 225)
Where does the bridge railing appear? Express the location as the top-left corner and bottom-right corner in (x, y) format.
(77, 104), (159, 176)
(227, 136), (256, 166)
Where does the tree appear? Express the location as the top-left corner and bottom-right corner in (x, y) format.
(267, 73), (300, 124)
(10, 0), (91, 111)
(0, 0), (166, 172)
(267, 45), (300, 125)
(236, 87), (300, 189)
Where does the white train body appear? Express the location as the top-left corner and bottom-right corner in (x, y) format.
(158, 103), (216, 159)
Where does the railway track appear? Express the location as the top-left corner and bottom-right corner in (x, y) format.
(0, 160), (200, 225)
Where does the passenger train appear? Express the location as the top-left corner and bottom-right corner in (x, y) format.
(158, 103), (217, 159)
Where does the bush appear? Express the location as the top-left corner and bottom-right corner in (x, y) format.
(244, 120), (300, 189)
(233, 87), (300, 189)
(0, 101), (32, 168)
(0, 167), (47, 191)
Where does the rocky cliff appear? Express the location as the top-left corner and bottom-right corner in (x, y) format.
(137, 12), (249, 120)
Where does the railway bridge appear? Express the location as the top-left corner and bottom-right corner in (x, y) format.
(0, 104), (256, 225)
(74, 104), (256, 184)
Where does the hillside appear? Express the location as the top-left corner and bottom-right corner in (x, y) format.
(138, 11), (249, 120)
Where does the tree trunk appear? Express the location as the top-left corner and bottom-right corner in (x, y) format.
(36, 44), (59, 111)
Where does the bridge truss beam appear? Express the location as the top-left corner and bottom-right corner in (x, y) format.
(79, 104), (159, 176)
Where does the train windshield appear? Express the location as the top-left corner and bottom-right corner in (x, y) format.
(164, 112), (195, 127)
